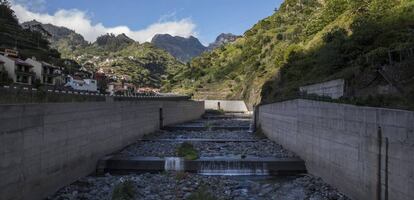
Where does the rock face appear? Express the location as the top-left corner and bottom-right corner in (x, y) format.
(151, 34), (207, 62)
(21, 20), (88, 49)
(94, 33), (135, 50)
(207, 33), (240, 51)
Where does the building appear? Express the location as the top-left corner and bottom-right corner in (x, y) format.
(0, 60), (4, 70)
(137, 87), (160, 95)
(106, 82), (124, 95)
(106, 82), (136, 95)
(25, 58), (65, 86)
(64, 75), (98, 92)
(0, 50), (35, 85)
(0, 60), (10, 84)
(75, 66), (93, 79)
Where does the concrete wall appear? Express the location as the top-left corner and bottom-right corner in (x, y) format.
(204, 100), (249, 112)
(0, 100), (204, 200)
(258, 99), (414, 200)
(299, 79), (345, 99)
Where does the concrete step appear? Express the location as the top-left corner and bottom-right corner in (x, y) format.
(162, 125), (251, 131)
(97, 155), (306, 176)
(202, 115), (252, 119)
(138, 139), (260, 143)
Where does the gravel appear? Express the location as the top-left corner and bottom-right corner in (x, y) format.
(143, 130), (258, 140)
(48, 173), (350, 200)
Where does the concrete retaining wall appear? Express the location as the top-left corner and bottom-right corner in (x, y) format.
(299, 79), (345, 99)
(0, 100), (204, 200)
(204, 100), (249, 112)
(258, 99), (414, 200)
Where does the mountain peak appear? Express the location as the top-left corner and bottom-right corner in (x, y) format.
(21, 20), (88, 49)
(95, 33), (135, 50)
(151, 34), (206, 62)
(207, 33), (240, 50)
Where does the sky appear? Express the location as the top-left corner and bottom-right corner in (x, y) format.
(11, 0), (283, 45)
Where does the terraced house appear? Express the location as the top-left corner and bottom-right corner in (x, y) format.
(25, 58), (65, 86)
(0, 49), (34, 85)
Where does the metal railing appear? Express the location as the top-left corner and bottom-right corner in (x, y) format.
(0, 85), (191, 104)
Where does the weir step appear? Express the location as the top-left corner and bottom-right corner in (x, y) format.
(137, 139), (260, 142)
(202, 115), (252, 119)
(97, 155), (306, 176)
(162, 126), (251, 131)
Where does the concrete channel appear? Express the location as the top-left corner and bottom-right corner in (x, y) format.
(48, 112), (351, 200)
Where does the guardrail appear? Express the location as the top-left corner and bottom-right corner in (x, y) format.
(0, 85), (190, 104)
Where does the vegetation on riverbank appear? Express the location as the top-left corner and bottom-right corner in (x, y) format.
(112, 181), (136, 200)
(177, 142), (199, 160)
(187, 185), (216, 200)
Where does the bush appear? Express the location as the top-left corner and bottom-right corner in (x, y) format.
(177, 142), (199, 160)
(112, 180), (136, 200)
(186, 186), (216, 200)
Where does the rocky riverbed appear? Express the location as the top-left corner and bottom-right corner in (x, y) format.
(171, 118), (251, 128)
(48, 173), (350, 200)
(143, 130), (258, 140)
(120, 139), (296, 158)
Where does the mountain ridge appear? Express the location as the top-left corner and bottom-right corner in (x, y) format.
(207, 33), (241, 51)
(17, 19), (186, 88)
(151, 34), (207, 62)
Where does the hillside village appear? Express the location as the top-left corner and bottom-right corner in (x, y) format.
(0, 48), (162, 95)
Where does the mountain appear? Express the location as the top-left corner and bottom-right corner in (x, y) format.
(165, 0), (414, 109)
(21, 20), (88, 55)
(151, 34), (207, 62)
(19, 19), (185, 88)
(207, 33), (241, 51)
(94, 33), (134, 50)
(63, 34), (185, 88)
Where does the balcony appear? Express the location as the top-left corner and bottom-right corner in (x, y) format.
(43, 68), (62, 77)
(15, 68), (35, 76)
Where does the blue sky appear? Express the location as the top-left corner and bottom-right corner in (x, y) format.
(12, 0), (283, 45)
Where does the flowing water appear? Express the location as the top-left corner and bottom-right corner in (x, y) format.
(199, 160), (269, 176)
(164, 157), (184, 171)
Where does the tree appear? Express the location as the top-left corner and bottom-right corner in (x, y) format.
(0, 0), (17, 23)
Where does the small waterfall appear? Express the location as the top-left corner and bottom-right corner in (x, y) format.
(199, 161), (269, 176)
(164, 157), (184, 171)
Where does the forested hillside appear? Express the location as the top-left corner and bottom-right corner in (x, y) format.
(166, 0), (414, 109)
(0, 1), (61, 63)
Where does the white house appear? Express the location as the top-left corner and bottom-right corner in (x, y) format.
(0, 50), (35, 85)
(25, 58), (64, 85)
(64, 75), (98, 92)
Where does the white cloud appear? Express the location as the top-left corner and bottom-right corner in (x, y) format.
(11, 3), (197, 43)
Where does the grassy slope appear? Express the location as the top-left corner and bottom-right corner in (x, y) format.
(167, 0), (414, 109)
